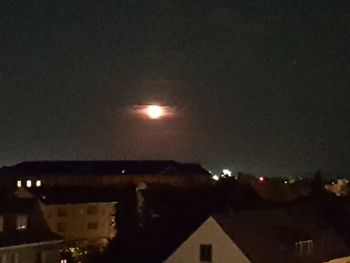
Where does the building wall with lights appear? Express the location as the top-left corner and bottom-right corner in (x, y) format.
(7, 174), (210, 188)
(39, 201), (117, 249)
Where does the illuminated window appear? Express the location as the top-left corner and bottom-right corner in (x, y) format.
(17, 180), (22, 188)
(35, 180), (41, 187)
(87, 222), (98, 229)
(60, 260), (67, 263)
(200, 244), (212, 262)
(26, 180), (32, 188)
(16, 215), (28, 230)
(295, 240), (313, 255)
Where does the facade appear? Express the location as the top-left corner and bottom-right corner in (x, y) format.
(0, 197), (63, 263)
(164, 217), (250, 263)
(0, 160), (211, 188)
(38, 196), (117, 249)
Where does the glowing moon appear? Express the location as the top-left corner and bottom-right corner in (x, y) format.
(146, 105), (164, 119)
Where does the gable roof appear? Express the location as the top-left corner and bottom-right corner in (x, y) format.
(213, 206), (350, 263)
(0, 196), (62, 248)
(0, 160), (210, 177)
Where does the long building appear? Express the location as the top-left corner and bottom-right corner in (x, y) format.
(0, 160), (211, 188)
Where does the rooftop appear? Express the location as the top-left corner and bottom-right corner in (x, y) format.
(0, 160), (210, 177)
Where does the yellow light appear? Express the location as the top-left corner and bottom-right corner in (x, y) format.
(146, 105), (164, 119)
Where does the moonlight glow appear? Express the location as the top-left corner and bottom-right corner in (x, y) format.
(146, 105), (164, 119)
(133, 104), (174, 120)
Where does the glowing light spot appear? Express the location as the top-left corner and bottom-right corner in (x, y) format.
(146, 105), (164, 119)
(26, 180), (32, 188)
(259, 176), (265, 182)
(17, 180), (22, 188)
(222, 169), (232, 177)
(212, 175), (219, 181)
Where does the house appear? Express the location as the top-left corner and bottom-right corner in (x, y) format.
(0, 160), (211, 188)
(163, 207), (350, 263)
(33, 189), (117, 250)
(0, 195), (63, 263)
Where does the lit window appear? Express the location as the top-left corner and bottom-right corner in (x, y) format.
(26, 180), (32, 188)
(295, 240), (313, 255)
(36, 180), (41, 187)
(60, 260), (67, 263)
(200, 244), (212, 262)
(16, 215), (28, 230)
(17, 180), (22, 188)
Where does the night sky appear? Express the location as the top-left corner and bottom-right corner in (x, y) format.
(1, 0), (350, 176)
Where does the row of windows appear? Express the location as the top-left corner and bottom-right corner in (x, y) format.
(17, 180), (41, 188)
(56, 221), (98, 232)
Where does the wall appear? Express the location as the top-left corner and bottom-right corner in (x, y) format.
(40, 202), (117, 245)
(0, 243), (61, 263)
(164, 217), (251, 263)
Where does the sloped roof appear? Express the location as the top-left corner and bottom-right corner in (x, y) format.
(213, 206), (350, 263)
(0, 229), (62, 248)
(0, 160), (210, 176)
(0, 196), (62, 248)
(29, 187), (119, 205)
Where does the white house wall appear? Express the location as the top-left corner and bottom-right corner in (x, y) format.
(164, 217), (251, 263)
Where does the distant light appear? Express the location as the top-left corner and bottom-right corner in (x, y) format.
(146, 105), (164, 119)
(36, 180), (41, 187)
(17, 180), (22, 188)
(258, 176), (265, 182)
(212, 175), (219, 181)
(121, 170), (126, 174)
(26, 180), (32, 188)
(284, 180), (288, 184)
(222, 169), (232, 177)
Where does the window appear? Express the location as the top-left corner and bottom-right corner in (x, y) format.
(16, 215), (28, 230)
(87, 205), (98, 215)
(200, 244), (212, 262)
(16, 180), (22, 188)
(295, 240), (313, 256)
(60, 260), (67, 263)
(57, 208), (67, 217)
(87, 222), (98, 229)
(57, 222), (66, 232)
(26, 180), (32, 188)
(35, 180), (41, 187)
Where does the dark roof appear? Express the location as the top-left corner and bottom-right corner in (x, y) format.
(0, 198), (34, 214)
(30, 188), (119, 205)
(0, 196), (62, 248)
(0, 160), (210, 176)
(213, 206), (350, 263)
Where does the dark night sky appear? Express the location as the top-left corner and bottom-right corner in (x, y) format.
(1, 0), (350, 176)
